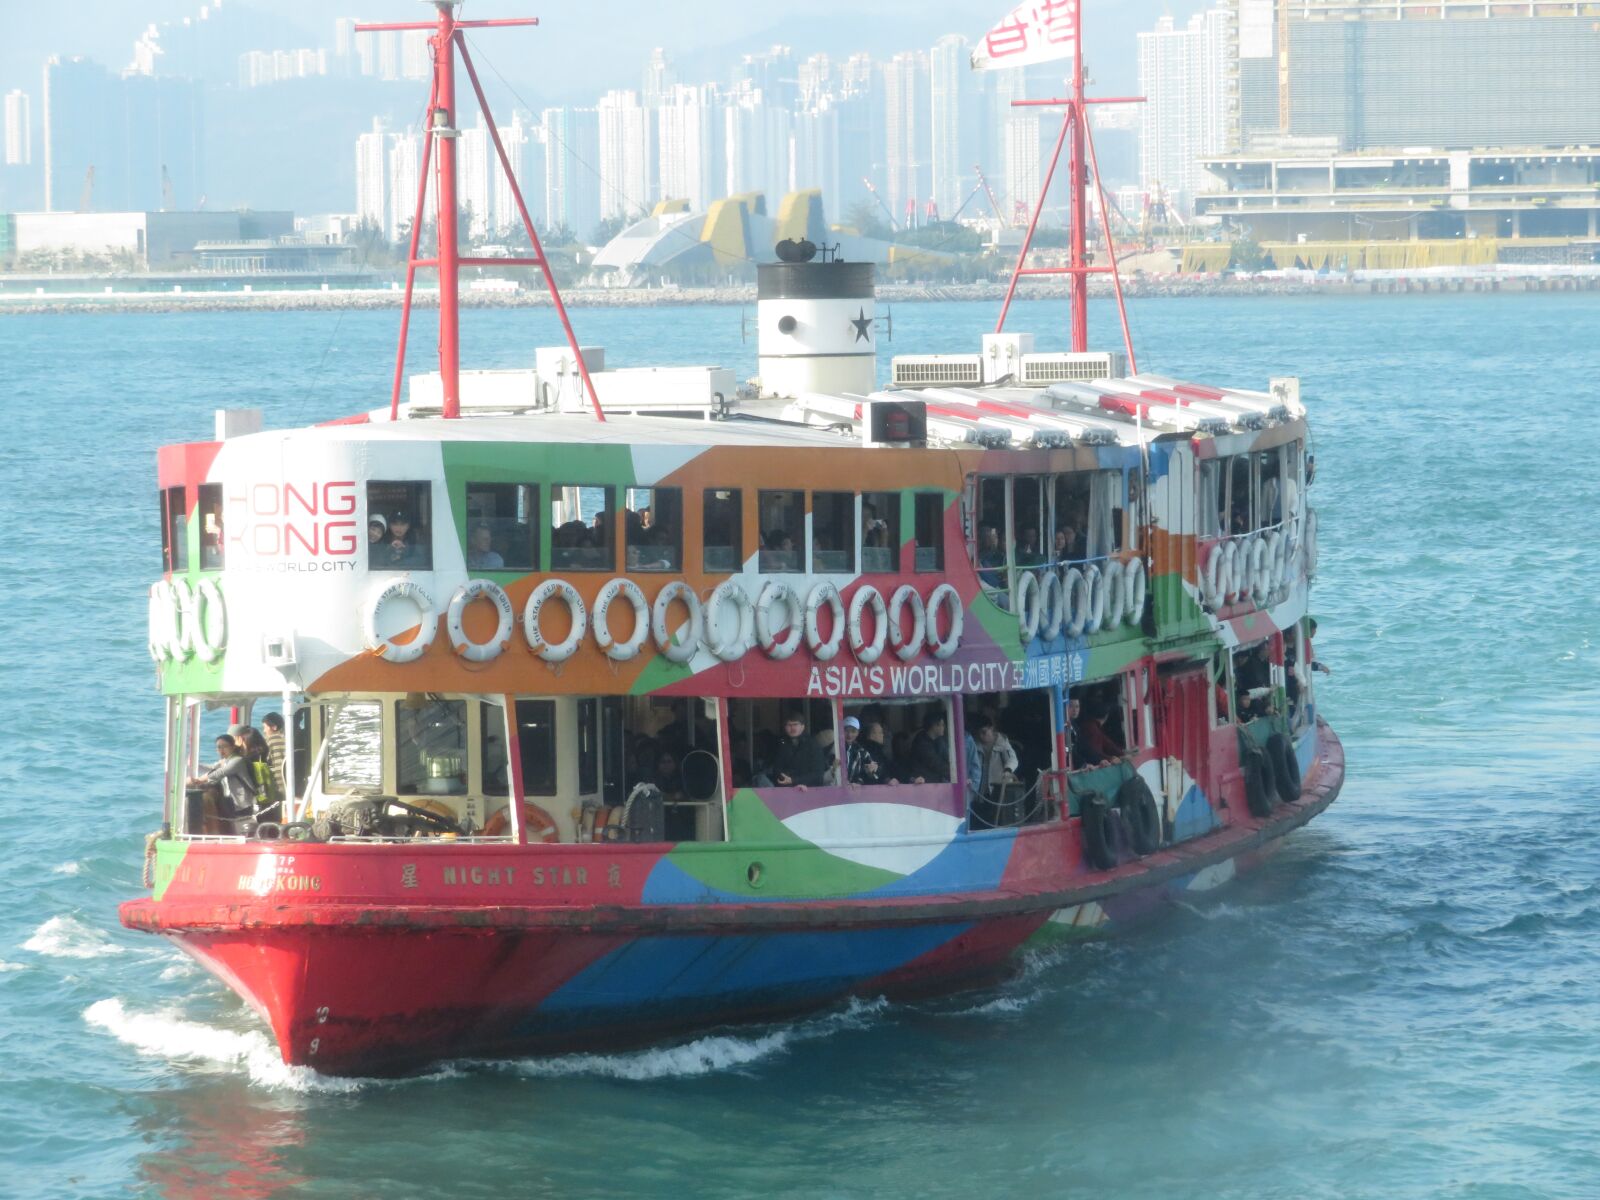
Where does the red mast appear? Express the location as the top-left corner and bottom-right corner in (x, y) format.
(357, 3), (605, 422)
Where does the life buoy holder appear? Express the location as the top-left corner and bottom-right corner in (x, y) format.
(1247, 537), (1268, 607)
(522, 578), (586, 663)
(804, 582), (846, 662)
(1123, 557), (1147, 627)
(652, 580), (701, 664)
(1202, 544), (1227, 610)
(1062, 567), (1089, 637)
(593, 577), (649, 661)
(192, 577), (228, 663)
(705, 579), (753, 662)
(1082, 563), (1107, 635)
(1102, 560), (1125, 630)
(1221, 539), (1241, 603)
(1262, 530), (1284, 598)
(482, 801), (560, 842)
(756, 581), (804, 660)
(1013, 570), (1042, 642)
(446, 579), (514, 662)
(1038, 569), (1065, 640)
(847, 585), (888, 664)
(887, 584), (926, 661)
(925, 583), (963, 660)
(366, 580), (438, 664)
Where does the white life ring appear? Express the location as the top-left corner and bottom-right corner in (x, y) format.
(1102, 560), (1125, 630)
(705, 579), (753, 662)
(167, 578), (196, 661)
(1123, 558), (1147, 626)
(593, 577), (649, 661)
(1082, 563), (1107, 634)
(805, 582), (846, 662)
(192, 577), (228, 663)
(652, 580), (701, 664)
(1013, 571), (1042, 642)
(1263, 530), (1284, 598)
(925, 584), (963, 659)
(446, 579), (514, 662)
(1063, 567), (1089, 637)
(366, 580), (438, 664)
(1202, 544), (1226, 609)
(1247, 537), (1268, 607)
(148, 581), (175, 662)
(1305, 509), (1320, 578)
(522, 578), (586, 663)
(847, 585), (888, 664)
(756, 581), (804, 660)
(1039, 570), (1065, 640)
(1221, 539), (1241, 603)
(887, 584), (926, 661)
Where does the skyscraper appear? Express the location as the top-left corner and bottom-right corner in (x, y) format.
(657, 85), (721, 212)
(490, 112), (532, 236)
(542, 106), (601, 241)
(1137, 8), (1231, 214)
(387, 129), (421, 243)
(355, 117), (388, 232)
(597, 90), (654, 222)
(3, 90), (29, 167)
(929, 35), (968, 219)
(459, 115), (494, 240)
(724, 84), (790, 206)
(880, 51), (930, 222)
(642, 49), (676, 107)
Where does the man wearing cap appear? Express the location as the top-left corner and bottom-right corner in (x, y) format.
(375, 509), (425, 569)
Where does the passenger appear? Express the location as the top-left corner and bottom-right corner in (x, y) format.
(188, 735), (258, 830)
(368, 513), (387, 544)
(862, 502), (888, 548)
(260, 712), (287, 797)
(910, 711), (952, 783)
(844, 716), (885, 785)
(1235, 643), (1273, 719)
(754, 710), (826, 788)
(1014, 526), (1045, 567)
(1052, 525), (1079, 564)
(467, 523), (504, 570)
(964, 714), (998, 801)
(375, 510), (424, 568)
(761, 529), (797, 571)
(977, 524), (1005, 590)
(239, 727), (283, 817)
(652, 750), (686, 802)
(1074, 698), (1126, 767)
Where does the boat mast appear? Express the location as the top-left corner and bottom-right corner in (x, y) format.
(357, 3), (606, 422)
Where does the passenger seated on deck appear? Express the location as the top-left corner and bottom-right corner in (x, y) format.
(910, 711), (952, 783)
(753, 711), (826, 788)
(466, 523), (503, 570)
(1052, 525), (1080, 565)
(976, 525), (1005, 590)
(188, 735), (258, 829)
(1014, 526), (1045, 567)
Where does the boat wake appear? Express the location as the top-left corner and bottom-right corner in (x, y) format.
(24, 915), (125, 959)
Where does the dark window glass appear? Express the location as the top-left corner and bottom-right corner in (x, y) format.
(513, 699), (557, 796)
(481, 701), (510, 797)
(1053, 473), (1091, 564)
(861, 491), (900, 573)
(198, 483), (224, 570)
(466, 483), (537, 571)
(396, 698), (467, 795)
(164, 486), (189, 573)
(1013, 476), (1046, 567)
(578, 699), (598, 794)
(758, 489), (804, 573)
(368, 481), (433, 571)
(812, 491), (855, 574)
(704, 488), (742, 573)
(601, 697), (625, 806)
(322, 701), (383, 792)
(914, 493), (944, 572)
(551, 484), (614, 571)
(974, 477), (1006, 589)
(624, 486), (682, 571)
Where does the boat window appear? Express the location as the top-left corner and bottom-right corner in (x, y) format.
(1227, 456), (1252, 535)
(1198, 459), (1224, 538)
(162, 485), (189, 573)
(480, 702), (510, 797)
(703, 488), (742, 573)
(728, 697), (837, 788)
(812, 491), (855, 574)
(1067, 680), (1128, 769)
(577, 698), (599, 794)
(1013, 476), (1047, 567)
(974, 476), (1007, 593)
(1087, 470), (1122, 558)
(198, 484), (224, 570)
(842, 698), (952, 785)
(1052, 473), (1090, 564)
(1257, 449), (1282, 528)
(550, 484), (614, 571)
(758, 489), (804, 573)
(322, 701), (384, 793)
(465, 482), (537, 571)
(513, 699), (557, 797)
(861, 491), (899, 573)
(1232, 640), (1274, 723)
(368, 481), (434, 571)
(624, 486), (682, 571)
(913, 492), (944, 572)
(396, 697), (467, 796)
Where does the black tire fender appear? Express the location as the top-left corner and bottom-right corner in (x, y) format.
(1241, 745), (1274, 818)
(1266, 732), (1302, 805)
(1080, 793), (1118, 871)
(1116, 772), (1162, 855)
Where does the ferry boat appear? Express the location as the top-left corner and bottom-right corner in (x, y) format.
(120, 2), (1343, 1077)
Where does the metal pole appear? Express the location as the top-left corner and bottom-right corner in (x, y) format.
(995, 105), (1073, 335)
(389, 72), (439, 421)
(1069, 0), (1088, 353)
(432, 2), (462, 420)
(1083, 117), (1138, 374)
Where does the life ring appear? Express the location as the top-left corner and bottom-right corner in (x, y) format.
(522, 578), (586, 663)
(1247, 537), (1269, 607)
(446, 579), (514, 662)
(1241, 744), (1274, 819)
(1082, 563), (1106, 634)
(148, 581), (175, 662)
(1062, 567), (1088, 637)
(1266, 731), (1302, 805)
(705, 579), (753, 662)
(1080, 793), (1117, 871)
(1202, 544), (1227, 609)
(805, 582), (846, 662)
(1262, 530), (1284, 598)
(192, 577), (228, 663)
(1117, 773), (1162, 855)
(756, 581), (804, 660)
(1122, 558), (1147, 627)
(1102, 560), (1125, 630)
(652, 580), (701, 664)
(1038, 570), (1065, 640)
(847, 585), (888, 664)
(593, 577), (649, 661)
(1305, 509), (1319, 578)
(168, 578), (197, 660)
(887, 584), (926, 661)
(482, 801), (560, 842)
(1221, 539), (1241, 603)
(1013, 570), (1042, 642)
(365, 580), (438, 664)
(926, 583), (963, 659)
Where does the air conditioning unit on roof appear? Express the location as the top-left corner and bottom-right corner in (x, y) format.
(891, 354), (982, 388)
(1021, 351), (1124, 386)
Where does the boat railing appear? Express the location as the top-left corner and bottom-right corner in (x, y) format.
(1197, 512), (1307, 613)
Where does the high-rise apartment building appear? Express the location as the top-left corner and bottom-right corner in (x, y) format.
(355, 118), (388, 233)
(598, 90), (654, 222)
(642, 49), (676, 107)
(459, 115), (494, 240)
(386, 130), (420, 243)
(489, 112), (534, 236)
(4, 90), (29, 167)
(881, 51), (930, 221)
(657, 85), (722, 212)
(542, 106), (601, 241)
(724, 85), (790, 206)
(400, 31), (431, 82)
(1137, 8), (1231, 214)
(929, 35), (968, 219)
(791, 101), (842, 219)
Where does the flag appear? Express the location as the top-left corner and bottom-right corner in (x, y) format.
(970, 0), (1078, 72)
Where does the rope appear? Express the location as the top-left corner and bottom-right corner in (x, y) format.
(141, 832), (161, 889)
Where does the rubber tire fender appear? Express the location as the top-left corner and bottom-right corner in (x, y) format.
(1080, 793), (1118, 871)
(1266, 731), (1302, 806)
(1116, 772), (1162, 856)
(1241, 744), (1274, 818)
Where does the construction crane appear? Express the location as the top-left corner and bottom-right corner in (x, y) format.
(903, 196), (917, 231)
(77, 165), (95, 213)
(924, 199), (940, 225)
(860, 177), (898, 232)
(973, 164), (1003, 222)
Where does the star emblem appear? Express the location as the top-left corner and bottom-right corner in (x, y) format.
(850, 307), (872, 344)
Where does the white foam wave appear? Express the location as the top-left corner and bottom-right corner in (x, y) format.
(0, 959), (25, 973)
(949, 990), (1043, 1018)
(52, 861), (82, 876)
(23, 915), (124, 959)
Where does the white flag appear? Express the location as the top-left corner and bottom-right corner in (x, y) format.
(970, 0), (1078, 72)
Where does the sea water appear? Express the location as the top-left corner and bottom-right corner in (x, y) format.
(0, 295), (1596, 1199)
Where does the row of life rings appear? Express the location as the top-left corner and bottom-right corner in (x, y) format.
(148, 578), (228, 664)
(1201, 519), (1310, 611)
(365, 577), (968, 666)
(1012, 558), (1147, 642)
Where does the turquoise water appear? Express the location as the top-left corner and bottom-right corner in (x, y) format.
(2, 295), (1597, 1198)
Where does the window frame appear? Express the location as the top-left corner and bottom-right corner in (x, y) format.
(757, 488), (805, 574)
(913, 492), (945, 573)
(367, 480), (435, 572)
(465, 481), (539, 573)
(162, 485), (189, 574)
(811, 490), (856, 575)
(197, 483), (224, 571)
(394, 696), (470, 797)
(550, 483), (616, 573)
(623, 485), (683, 572)
(703, 487), (743, 574)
